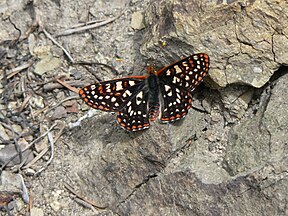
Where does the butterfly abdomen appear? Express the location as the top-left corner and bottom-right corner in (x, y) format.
(146, 74), (160, 121)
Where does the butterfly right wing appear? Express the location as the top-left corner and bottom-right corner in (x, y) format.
(157, 53), (209, 122)
(79, 77), (146, 112)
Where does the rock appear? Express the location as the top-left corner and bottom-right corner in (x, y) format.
(224, 72), (288, 175)
(30, 207), (44, 216)
(24, 168), (36, 176)
(63, 100), (78, 113)
(220, 85), (254, 122)
(32, 45), (51, 58)
(51, 106), (67, 120)
(11, 124), (22, 134)
(0, 124), (10, 141)
(34, 55), (61, 76)
(1, 171), (22, 189)
(70, 68), (82, 80)
(0, 140), (34, 167)
(141, 0), (287, 88)
(29, 95), (45, 109)
(130, 11), (145, 30)
(68, 1), (288, 215)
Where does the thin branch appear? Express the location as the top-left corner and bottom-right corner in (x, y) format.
(0, 123), (57, 171)
(56, 13), (123, 37)
(34, 131), (54, 175)
(42, 29), (75, 63)
(63, 182), (107, 210)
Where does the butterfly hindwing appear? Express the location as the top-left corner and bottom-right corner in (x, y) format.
(117, 90), (150, 131)
(79, 77), (145, 112)
(159, 84), (192, 122)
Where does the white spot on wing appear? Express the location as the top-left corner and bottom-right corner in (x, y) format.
(116, 82), (123, 91)
(164, 85), (171, 92)
(128, 105), (132, 113)
(172, 77), (181, 84)
(174, 65), (182, 74)
(136, 91), (143, 105)
(129, 81), (135, 86)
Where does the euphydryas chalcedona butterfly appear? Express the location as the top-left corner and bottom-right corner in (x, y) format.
(79, 53), (209, 131)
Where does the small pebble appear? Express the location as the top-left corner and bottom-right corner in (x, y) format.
(51, 106), (67, 120)
(30, 207), (44, 216)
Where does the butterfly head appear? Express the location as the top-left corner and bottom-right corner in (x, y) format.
(146, 64), (157, 75)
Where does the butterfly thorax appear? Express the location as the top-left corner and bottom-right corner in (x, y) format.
(146, 73), (160, 121)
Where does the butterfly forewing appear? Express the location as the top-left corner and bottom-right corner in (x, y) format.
(79, 78), (145, 112)
(117, 90), (150, 131)
(157, 53), (209, 91)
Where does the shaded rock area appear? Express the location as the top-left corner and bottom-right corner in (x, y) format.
(0, 0), (287, 215)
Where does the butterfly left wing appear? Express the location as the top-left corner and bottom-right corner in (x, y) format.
(79, 77), (146, 112)
(79, 76), (150, 131)
(157, 53), (210, 122)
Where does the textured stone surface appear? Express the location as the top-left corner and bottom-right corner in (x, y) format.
(69, 1), (288, 215)
(1, 0), (288, 215)
(141, 0), (288, 88)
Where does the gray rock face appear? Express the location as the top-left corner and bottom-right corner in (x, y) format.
(141, 0), (287, 89)
(1, 0), (287, 215)
(70, 1), (288, 215)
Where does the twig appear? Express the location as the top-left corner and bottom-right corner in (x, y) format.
(74, 198), (97, 212)
(63, 182), (107, 209)
(22, 121), (65, 170)
(42, 29), (74, 63)
(56, 79), (79, 93)
(34, 131), (54, 175)
(69, 19), (105, 29)
(44, 95), (79, 114)
(57, 13), (123, 37)
(22, 147), (48, 170)
(6, 62), (33, 79)
(43, 80), (89, 92)
(18, 93), (33, 113)
(0, 123), (57, 171)
(17, 174), (30, 204)
(75, 61), (119, 76)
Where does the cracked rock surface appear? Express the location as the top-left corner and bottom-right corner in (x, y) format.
(1, 0), (287, 215)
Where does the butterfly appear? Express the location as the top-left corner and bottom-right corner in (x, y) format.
(79, 53), (210, 131)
